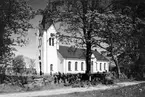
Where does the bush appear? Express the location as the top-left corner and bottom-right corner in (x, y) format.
(102, 72), (114, 85)
(0, 74), (5, 84)
(42, 75), (54, 85)
(3, 75), (28, 87)
(26, 68), (37, 75)
(53, 72), (114, 87)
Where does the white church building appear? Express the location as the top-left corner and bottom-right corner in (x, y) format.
(35, 24), (110, 75)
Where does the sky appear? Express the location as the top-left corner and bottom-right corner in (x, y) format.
(15, 0), (47, 59)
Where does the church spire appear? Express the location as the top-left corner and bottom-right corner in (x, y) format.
(41, 13), (53, 30)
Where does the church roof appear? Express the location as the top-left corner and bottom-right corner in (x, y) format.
(92, 50), (109, 61)
(58, 46), (86, 59)
(58, 46), (109, 61)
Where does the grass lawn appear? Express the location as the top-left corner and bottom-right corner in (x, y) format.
(40, 83), (145, 97)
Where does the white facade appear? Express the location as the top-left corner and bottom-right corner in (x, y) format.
(36, 24), (110, 75)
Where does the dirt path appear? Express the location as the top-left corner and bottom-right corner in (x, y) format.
(0, 81), (145, 97)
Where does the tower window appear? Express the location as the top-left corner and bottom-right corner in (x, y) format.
(75, 62), (78, 71)
(49, 38), (54, 46)
(96, 63), (98, 71)
(49, 38), (51, 46)
(39, 56), (41, 60)
(52, 38), (54, 46)
(91, 61), (93, 66)
(39, 38), (42, 47)
(39, 62), (42, 75)
(50, 64), (53, 71)
(68, 61), (71, 71)
(39, 50), (41, 60)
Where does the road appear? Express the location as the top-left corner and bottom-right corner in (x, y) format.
(0, 81), (144, 97)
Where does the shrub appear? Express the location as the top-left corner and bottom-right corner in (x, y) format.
(3, 75), (28, 87)
(103, 72), (114, 85)
(0, 74), (5, 84)
(36, 75), (54, 86)
(26, 68), (37, 75)
(53, 72), (114, 87)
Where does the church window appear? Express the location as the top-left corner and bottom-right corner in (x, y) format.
(96, 63), (98, 71)
(50, 64), (53, 71)
(91, 61), (93, 66)
(39, 56), (41, 60)
(81, 62), (84, 71)
(39, 38), (42, 47)
(52, 38), (54, 46)
(39, 50), (41, 59)
(104, 63), (106, 71)
(39, 62), (42, 75)
(49, 38), (51, 46)
(68, 61), (71, 71)
(49, 38), (54, 46)
(100, 63), (102, 71)
(75, 62), (78, 71)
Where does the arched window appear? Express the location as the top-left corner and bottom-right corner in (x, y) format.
(49, 38), (51, 46)
(49, 38), (54, 46)
(81, 62), (84, 71)
(39, 50), (41, 60)
(68, 61), (71, 71)
(75, 62), (78, 71)
(50, 64), (53, 71)
(52, 38), (54, 46)
(39, 38), (42, 47)
(39, 62), (42, 75)
(104, 63), (106, 71)
(91, 61), (93, 72)
(91, 61), (93, 66)
(100, 63), (102, 71)
(96, 62), (98, 71)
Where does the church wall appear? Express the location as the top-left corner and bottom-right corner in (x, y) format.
(65, 58), (86, 74)
(45, 25), (58, 74)
(42, 30), (47, 74)
(64, 58), (109, 74)
(45, 46), (58, 74)
(91, 54), (109, 73)
(35, 29), (45, 75)
(36, 24), (110, 75)
(95, 61), (109, 73)
(91, 54), (97, 73)
(57, 52), (64, 73)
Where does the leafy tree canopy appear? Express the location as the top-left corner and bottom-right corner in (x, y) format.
(0, 0), (35, 65)
(12, 55), (26, 74)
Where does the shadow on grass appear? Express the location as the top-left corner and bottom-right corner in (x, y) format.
(41, 83), (145, 97)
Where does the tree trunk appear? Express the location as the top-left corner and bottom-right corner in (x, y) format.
(112, 55), (121, 78)
(85, 31), (92, 81)
(85, 43), (92, 72)
(0, 22), (5, 57)
(85, 42), (92, 81)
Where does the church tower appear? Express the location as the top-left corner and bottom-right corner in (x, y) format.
(36, 24), (59, 75)
(36, 12), (59, 74)
(45, 24), (58, 74)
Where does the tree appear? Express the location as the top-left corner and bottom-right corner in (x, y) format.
(95, 12), (134, 78)
(0, 0), (34, 66)
(39, 0), (112, 79)
(111, 0), (145, 78)
(56, 0), (136, 78)
(29, 59), (35, 69)
(12, 55), (26, 74)
(40, 0), (137, 79)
